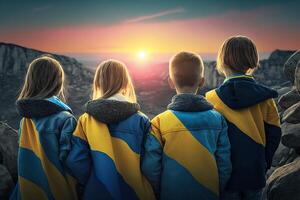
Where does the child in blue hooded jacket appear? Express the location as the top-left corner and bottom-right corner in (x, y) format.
(142, 51), (232, 200)
(10, 56), (77, 200)
(206, 36), (282, 200)
(66, 59), (155, 200)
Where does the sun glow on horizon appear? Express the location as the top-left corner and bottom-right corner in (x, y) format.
(137, 51), (147, 60)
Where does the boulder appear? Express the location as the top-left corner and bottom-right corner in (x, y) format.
(272, 142), (298, 167)
(0, 164), (14, 200)
(283, 50), (300, 83)
(276, 86), (293, 98)
(278, 89), (300, 111)
(282, 101), (300, 123)
(0, 122), (18, 181)
(281, 122), (300, 149)
(264, 157), (300, 200)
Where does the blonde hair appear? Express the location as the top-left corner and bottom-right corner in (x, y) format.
(217, 35), (259, 75)
(18, 55), (65, 101)
(169, 51), (204, 88)
(92, 59), (137, 103)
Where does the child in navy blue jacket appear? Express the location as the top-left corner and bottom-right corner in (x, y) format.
(206, 36), (282, 200)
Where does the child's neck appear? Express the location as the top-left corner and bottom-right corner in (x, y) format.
(176, 88), (198, 94)
(224, 69), (245, 78)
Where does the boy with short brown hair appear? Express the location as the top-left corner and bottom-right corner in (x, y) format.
(142, 51), (232, 200)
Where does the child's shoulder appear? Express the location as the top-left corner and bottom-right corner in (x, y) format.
(205, 89), (218, 100)
(152, 110), (174, 121)
(136, 111), (149, 120)
(50, 110), (76, 123)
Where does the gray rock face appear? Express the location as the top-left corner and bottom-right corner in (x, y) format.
(282, 101), (300, 124)
(281, 122), (300, 150)
(0, 164), (14, 200)
(278, 89), (300, 111)
(0, 122), (18, 181)
(0, 122), (18, 199)
(272, 143), (298, 167)
(0, 43), (93, 128)
(283, 50), (300, 83)
(264, 158), (300, 200)
(264, 50), (300, 200)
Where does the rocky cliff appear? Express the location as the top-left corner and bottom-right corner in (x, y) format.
(263, 50), (300, 200)
(0, 122), (17, 199)
(0, 43), (93, 128)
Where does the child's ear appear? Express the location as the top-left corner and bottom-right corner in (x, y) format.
(168, 77), (176, 90)
(198, 77), (205, 88)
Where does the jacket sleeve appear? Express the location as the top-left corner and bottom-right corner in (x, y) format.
(141, 117), (163, 198)
(215, 117), (232, 191)
(264, 99), (282, 169)
(66, 117), (91, 185)
(59, 116), (77, 162)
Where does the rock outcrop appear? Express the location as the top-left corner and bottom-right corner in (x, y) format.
(265, 158), (300, 200)
(264, 51), (300, 200)
(283, 50), (300, 83)
(0, 122), (18, 199)
(0, 43), (93, 128)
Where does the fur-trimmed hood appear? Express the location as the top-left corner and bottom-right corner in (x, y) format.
(16, 96), (72, 118)
(85, 98), (140, 124)
(167, 93), (213, 112)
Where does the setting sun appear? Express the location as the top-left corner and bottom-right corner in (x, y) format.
(137, 51), (146, 60)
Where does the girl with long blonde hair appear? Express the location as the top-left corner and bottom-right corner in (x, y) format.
(66, 59), (155, 200)
(10, 55), (77, 200)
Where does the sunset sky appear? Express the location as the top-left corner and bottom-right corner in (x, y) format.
(0, 0), (299, 61)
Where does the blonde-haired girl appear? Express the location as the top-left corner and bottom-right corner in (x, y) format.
(10, 56), (77, 200)
(66, 59), (155, 200)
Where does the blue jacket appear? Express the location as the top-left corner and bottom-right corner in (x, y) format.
(141, 94), (232, 200)
(66, 98), (155, 200)
(10, 96), (77, 200)
(206, 75), (282, 191)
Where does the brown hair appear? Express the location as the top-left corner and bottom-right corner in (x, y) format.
(18, 55), (65, 101)
(92, 59), (137, 103)
(217, 35), (259, 75)
(169, 51), (204, 88)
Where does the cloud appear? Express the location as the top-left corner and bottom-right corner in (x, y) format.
(124, 7), (184, 23)
(32, 5), (52, 12)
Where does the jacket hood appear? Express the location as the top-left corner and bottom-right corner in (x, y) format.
(216, 76), (278, 109)
(85, 98), (140, 124)
(16, 96), (72, 118)
(167, 93), (213, 112)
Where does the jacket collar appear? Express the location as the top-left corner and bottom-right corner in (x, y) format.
(224, 74), (254, 83)
(216, 76), (278, 109)
(16, 96), (72, 118)
(167, 93), (213, 112)
(85, 98), (140, 124)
